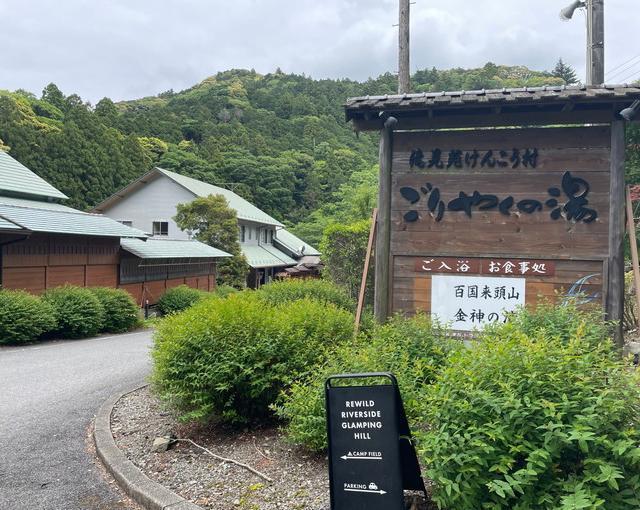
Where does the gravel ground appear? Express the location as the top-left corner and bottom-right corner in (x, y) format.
(112, 386), (435, 510)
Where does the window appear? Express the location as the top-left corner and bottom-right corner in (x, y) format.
(263, 229), (268, 243)
(152, 221), (168, 236)
(269, 229), (274, 243)
(240, 225), (246, 242)
(119, 220), (133, 227)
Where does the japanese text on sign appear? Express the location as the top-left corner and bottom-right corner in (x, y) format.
(415, 257), (555, 276)
(431, 275), (526, 332)
(400, 171), (598, 224)
(409, 148), (539, 170)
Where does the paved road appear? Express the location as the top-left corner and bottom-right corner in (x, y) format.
(0, 330), (154, 510)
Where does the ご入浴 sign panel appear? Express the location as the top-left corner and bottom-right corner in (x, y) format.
(390, 126), (609, 325)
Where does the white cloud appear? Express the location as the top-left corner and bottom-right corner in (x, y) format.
(0, 0), (637, 102)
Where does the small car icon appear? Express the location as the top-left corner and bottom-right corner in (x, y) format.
(368, 482), (378, 490)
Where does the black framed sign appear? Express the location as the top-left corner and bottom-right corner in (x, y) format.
(325, 373), (425, 510)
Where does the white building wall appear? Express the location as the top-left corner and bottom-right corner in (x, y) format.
(239, 220), (275, 246)
(101, 176), (195, 240)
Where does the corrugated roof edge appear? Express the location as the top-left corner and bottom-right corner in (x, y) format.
(344, 84), (640, 120)
(0, 201), (148, 238)
(156, 167), (284, 227)
(93, 167), (285, 227)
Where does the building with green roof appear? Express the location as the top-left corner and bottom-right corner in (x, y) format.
(93, 167), (320, 287)
(0, 152), (229, 302)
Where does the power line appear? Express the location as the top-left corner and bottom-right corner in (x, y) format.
(606, 53), (640, 77)
(618, 68), (640, 84)
(607, 60), (640, 82)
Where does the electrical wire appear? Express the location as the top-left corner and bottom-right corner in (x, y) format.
(606, 53), (640, 78)
(618, 68), (640, 85)
(607, 59), (640, 82)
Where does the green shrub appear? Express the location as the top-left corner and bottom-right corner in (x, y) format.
(0, 289), (57, 344)
(152, 293), (354, 425)
(418, 318), (640, 510)
(89, 287), (141, 333)
(43, 285), (105, 339)
(257, 279), (355, 312)
(213, 284), (238, 298)
(276, 313), (457, 452)
(504, 299), (610, 346)
(156, 285), (206, 315)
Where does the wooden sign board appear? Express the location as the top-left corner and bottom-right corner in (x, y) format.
(389, 126), (610, 329)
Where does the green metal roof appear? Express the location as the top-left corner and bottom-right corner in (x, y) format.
(156, 168), (284, 226)
(121, 238), (230, 259)
(0, 196), (80, 211)
(242, 244), (297, 268)
(0, 198), (147, 238)
(0, 151), (68, 200)
(274, 229), (320, 257)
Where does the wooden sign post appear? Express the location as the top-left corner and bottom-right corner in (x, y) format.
(345, 86), (640, 346)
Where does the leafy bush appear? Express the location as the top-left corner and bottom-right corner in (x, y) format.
(214, 284), (238, 298)
(505, 299), (610, 346)
(156, 285), (206, 315)
(0, 289), (57, 344)
(257, 279), (355, 311)
(89, 287), (141, 333)
(152, 293), (354, 425)
(418, 318), (640, 510)
(43, 285), (105, 339)
(276, 313), (456, 451)
(320, 220), (372, 303)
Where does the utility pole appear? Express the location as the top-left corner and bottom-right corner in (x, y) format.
(398, 0), (410, 94)
(587, 0), (605, 85)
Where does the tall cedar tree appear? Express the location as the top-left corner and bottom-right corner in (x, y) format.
(552, 58), (579, 85)
(174, 195), (249, 288)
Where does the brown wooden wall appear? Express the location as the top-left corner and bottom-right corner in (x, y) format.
(390, 125), (611, 318)
(1, 233), (217, 306)
(1, 233), (120, 294)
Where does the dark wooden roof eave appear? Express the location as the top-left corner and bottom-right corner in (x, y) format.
(345, 85), (640, 131)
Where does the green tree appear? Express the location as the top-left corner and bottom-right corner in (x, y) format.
(320, 220), (373, 303)
(41, 83), (66, 111)
(174, 195), (249, 288)
(552, 58), (579, 85)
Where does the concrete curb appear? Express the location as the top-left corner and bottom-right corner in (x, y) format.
(94, 384), (202, 510)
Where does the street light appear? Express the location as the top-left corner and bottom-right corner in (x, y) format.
(620, 101), (640, 121)
(559, 0), (604, 85)
(560, 0), (586, 20)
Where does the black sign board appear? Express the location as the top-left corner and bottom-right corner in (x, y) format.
(325, 373), (425, 510)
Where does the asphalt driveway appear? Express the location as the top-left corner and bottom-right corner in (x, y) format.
(0, 330), (154, 510)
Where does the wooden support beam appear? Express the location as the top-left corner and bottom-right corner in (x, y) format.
(607, 120), (626, 348)
(626, 186), (640, 332)
(355, 208), (378, 335)
(374, 117), (397, 323)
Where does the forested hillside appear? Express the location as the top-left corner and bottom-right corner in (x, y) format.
(1, 62), (638, 245)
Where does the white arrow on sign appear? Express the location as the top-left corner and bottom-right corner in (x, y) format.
(344, 488), (387, 495)
(340, 455), (382, 461)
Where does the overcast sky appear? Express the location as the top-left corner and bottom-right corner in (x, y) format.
(1, 0), (638, 103)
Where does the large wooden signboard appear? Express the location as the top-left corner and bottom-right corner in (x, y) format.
(389, 126), (611, 330)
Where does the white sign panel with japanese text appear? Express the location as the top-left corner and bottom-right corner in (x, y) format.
(431, 275), (526, 331)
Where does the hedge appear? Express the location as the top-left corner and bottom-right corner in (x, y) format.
(256, 279), (355, 312)
(275, 313), (457, 451)
(90, 287), (141, 333)
(156, 285), (206, 316)
(43, 285), (105, 339)
(152, 292), (354, 425)
(0, 289), (57, 345)
(419, 307), (640, 510)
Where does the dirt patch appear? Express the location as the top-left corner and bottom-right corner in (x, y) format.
(111, 386), (435, 510)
